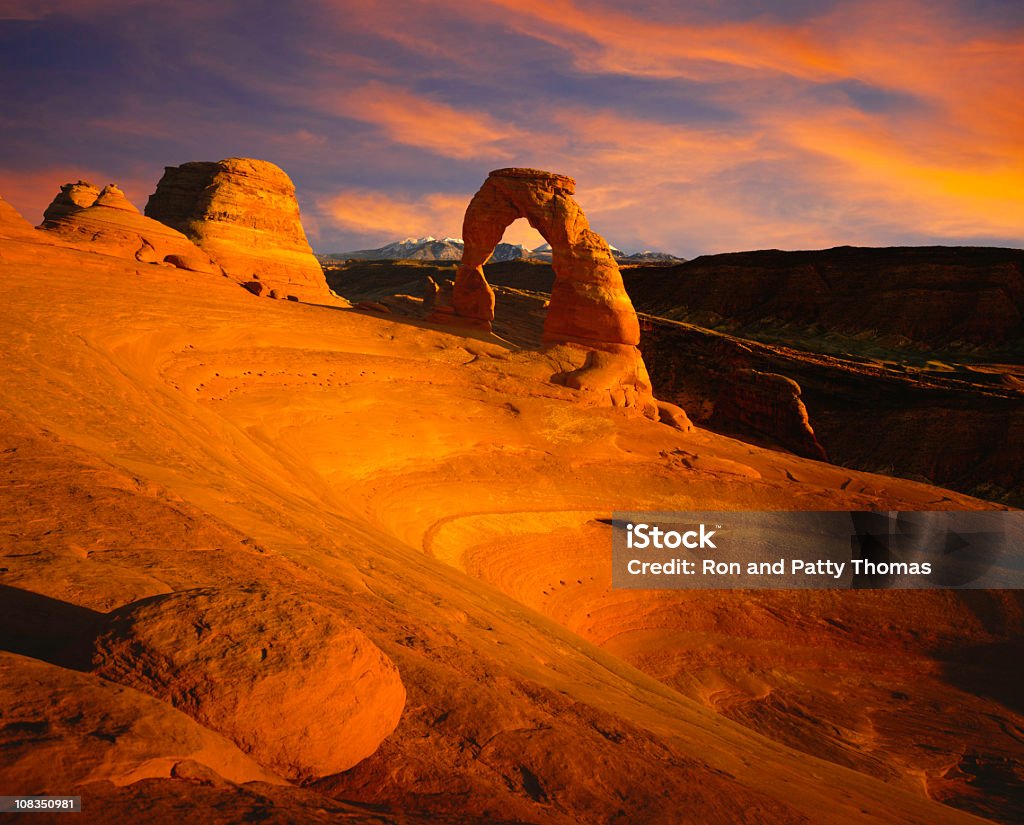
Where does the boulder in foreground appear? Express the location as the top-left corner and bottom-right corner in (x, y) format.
(93, 586), (406, 781)
(0, 651), (281, 791)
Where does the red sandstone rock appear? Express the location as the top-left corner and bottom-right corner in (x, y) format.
(92, 586), (406, 781)
(711, 369), (827, 460)
(41, 181), (100, 224)
(443, 168), (640, 349)
(145, 158), (334, 303)
(92, 183), (138, 211)
(656, 399), (693, 431)
(422, 275), (440, 308)
(436, 168), (655, 414)
(0, 195), (39, 240)
(41, 184), (221, 274)
(0, 652), (281, 791)
(556, 345), (654, 411)
(1, 236), (1017, 823)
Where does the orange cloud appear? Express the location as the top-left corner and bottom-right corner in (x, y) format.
(8, 0), (1017, 255)
(318, 189), (470, 240)
(316, 82), (523, 160)
(479, 0), (846, 81)
(509, 1), (1024, 247)
(771, 106), (1024, 239)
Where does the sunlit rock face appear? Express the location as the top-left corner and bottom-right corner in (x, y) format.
(440, 168), (640, 348)
(92, 586), (407, 781)
(0, 194), (39, 240)
(0, 652), (282, 792)
(40, 181), (101, 225)
(145, 158), (334, 302)
(39, 183), (221, 274)
(436, 168), (669, 420)
(1, 221), (1019, 823)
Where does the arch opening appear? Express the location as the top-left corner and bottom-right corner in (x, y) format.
(433, 167), (640, 350)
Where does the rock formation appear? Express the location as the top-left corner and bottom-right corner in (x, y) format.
(0, 194), (39, 240)
(637, 316), (1024, 504)
(92, 183), (135, 210)
(711, 369), (827, 461)
(93, 586), (406, 781)
(3, 226), (1020, 823)
(41, 183), (220, 273)
(145, 158), (333, 302)
(422, 274), (440, 309)
(40, 180), (100, 224)
(624, 246), (1024, 350)
(0, 652), (281, 791)
(436, 168), (639, 347)
(435, 168), (665, 419)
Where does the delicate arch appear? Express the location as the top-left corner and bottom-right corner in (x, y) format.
(443, 168), (640, 349)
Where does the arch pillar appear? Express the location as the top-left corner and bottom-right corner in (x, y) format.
(430, 168), (682, 425)
(436, 168), (640, 350)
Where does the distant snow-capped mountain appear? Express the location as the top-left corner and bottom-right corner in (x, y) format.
(618, 250), (685, 263)
(339, 236), (464, 261)
(332, 236), (533, 262)
(330, 237), (683, 265)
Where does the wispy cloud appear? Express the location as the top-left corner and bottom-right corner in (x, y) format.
(318, 189), (469, 239)
(1, 0), (1021, 254)
(310, 82), (524, 160)
(479, 0), (846, 81)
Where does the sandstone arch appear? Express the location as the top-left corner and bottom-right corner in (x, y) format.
(431, 168), (689, 425)
(440, 168), (640, 350)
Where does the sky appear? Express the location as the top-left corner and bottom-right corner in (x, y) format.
(0, 0), (1022, 257)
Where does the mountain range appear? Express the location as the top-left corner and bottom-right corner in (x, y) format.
(328, 236), (684, 264)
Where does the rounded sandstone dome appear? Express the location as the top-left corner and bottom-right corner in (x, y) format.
(93, 585), (406, 781)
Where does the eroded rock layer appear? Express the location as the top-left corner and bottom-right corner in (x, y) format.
(625, 246), (1024, 350)
(145, 158), (333, 302)
(41, 184), (221, 273)
(711, 369), (827, 460)
(40, 181), (101, 225)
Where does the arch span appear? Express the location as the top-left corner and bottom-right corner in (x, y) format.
(431, 168), (688, 426)
(440, 168), (640, 349)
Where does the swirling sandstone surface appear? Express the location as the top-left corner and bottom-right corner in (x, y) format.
(0, 226), (1020, 824)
